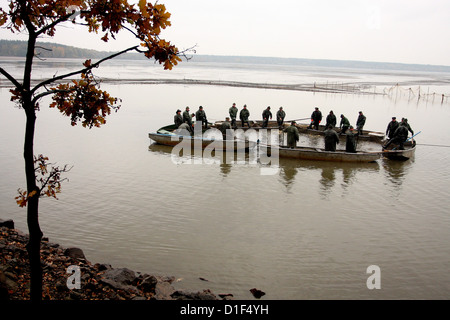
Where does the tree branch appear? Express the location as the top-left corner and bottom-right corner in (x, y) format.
(31, 45), (139, 95)
(0, 67), (22, 89)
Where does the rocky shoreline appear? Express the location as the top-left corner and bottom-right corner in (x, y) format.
(0, 219), (234, 301)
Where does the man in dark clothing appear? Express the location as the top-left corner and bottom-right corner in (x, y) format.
(174, 109), (183, 128)
(195, 106), (208, 128)
(229, 103), (238, 129)
(262, 106), (272, 128)
(324, 125), (340, 151)
(182, 106), (194, 133)
(339, 114), (350, 134)
(283, 121), (299, 148)
(401, 118), (414, 136)
(326, 110), (337, 128)
(383, 123), (408, 150)
(385, 117), (399, 140)
(220, 117), (232, 140)
(240, 104), (251, 128)
(276, 107), (286, 129)
(309, 107), (322, 130)
(356, 111), (366, 135)
(345, 126), (359, 153)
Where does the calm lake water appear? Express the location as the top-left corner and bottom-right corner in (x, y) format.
(1, 57), (450, 299)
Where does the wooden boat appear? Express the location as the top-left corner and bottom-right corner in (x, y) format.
(149, 124), (257, 151)
(381, 140), (416, 161)
(274, 145), (382, 163)
(295, 123), (385, 143)
(213, 120), (385, 143)
(213, 120), (281, 130)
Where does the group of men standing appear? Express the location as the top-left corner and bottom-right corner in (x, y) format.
(174, 103), (288, 132)
(308, 107), (367, 136)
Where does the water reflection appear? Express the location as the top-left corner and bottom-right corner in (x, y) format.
(381, 156), (415, 188)
(148, 143), (381, 195)
(278, 157), (380, 196)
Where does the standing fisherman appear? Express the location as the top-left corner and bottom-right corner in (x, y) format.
(183, 106), (194, 133)
(356, 111), (366, 135)
(220, 117), (232, 140)
(195, 106), (208, 128)
(262, 106), (272, 128)
(276, 107), (286, 129)
(283, 121), (299, 148)
(229, 103), (238, 129)
(345, 126), (359, 153)
(326, 110), (337, 128)
(239, 104), (251, 128)
(401, 118), (414, 136)
(385, 116), (399, 140)
(324, 124), (340, 151)
(174, 109), (183, 128)
(309, 107), (322, 130)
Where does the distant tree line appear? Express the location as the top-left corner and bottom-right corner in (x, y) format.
(1, 40), (449, 73)
(0, 40), (144, 60)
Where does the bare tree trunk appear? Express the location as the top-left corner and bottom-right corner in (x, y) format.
(22, 26), (43, 300)
(24, 100), (43, 301)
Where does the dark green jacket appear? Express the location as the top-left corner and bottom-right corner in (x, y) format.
(220, 121), (232, 134)
(284, 125), (299, 147)
(174, 113), (183, 128)
(240, 108), (250, 121)
(229, 106), (238, 119)
(324, 128), (339, 151)
(262, 108), (272, 120)
(183, 110), (192, 126)
(196, 109), (207, 122)
(345, 131), (358, 153)
(326, 114), (337, 127)
(340, 116), (350, 128)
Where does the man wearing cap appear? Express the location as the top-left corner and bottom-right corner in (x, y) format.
(324, 124), (340, 151)
(183, 106), (194, 133)
(220, 117), (232, 140)
(356, 111), (366, 135)
(276, 107), (286, 129)
(283, 121), (299, 148)
(309, 107), (322, 130)
(229, 103), (238, 129)
(174, 109), (183, 128)
(345, 126), (359, 153)
(386, 117), (399, 140)
(239, 104), (251, 128)
(383, 121), (409, 150)
(326, 110), (337, 128)
(339, 114), (350, 134)
(262, 106), (272, 128)
(401, 118), (414, 136)
(196, 106), (208, 128)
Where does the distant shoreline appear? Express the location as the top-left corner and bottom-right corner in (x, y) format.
(1, 39), (450, 73)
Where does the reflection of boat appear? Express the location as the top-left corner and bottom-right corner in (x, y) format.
(276, 146), (382, 163)
(381, 140), (416, 161)
(148, 124), (256, 151)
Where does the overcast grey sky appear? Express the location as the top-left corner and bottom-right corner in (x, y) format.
(1, 0), (449, 66)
